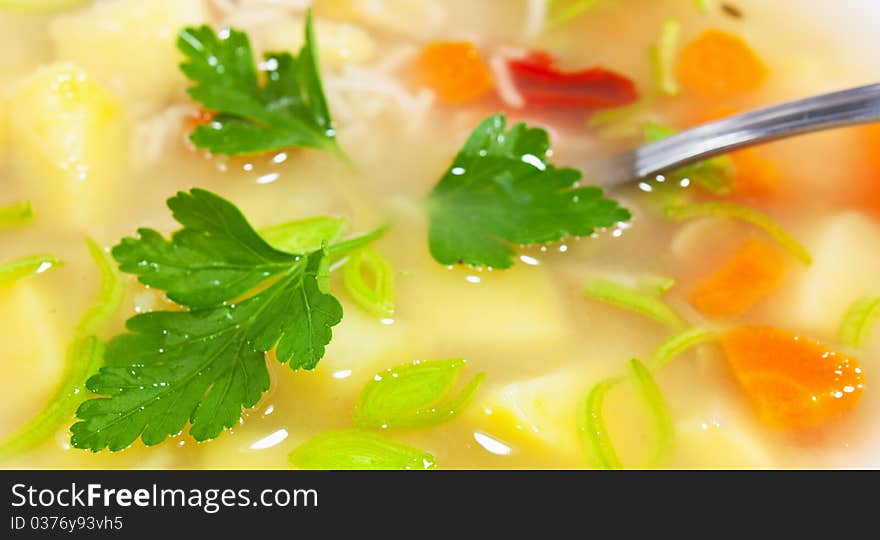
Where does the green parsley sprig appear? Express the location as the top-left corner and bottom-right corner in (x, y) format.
(71, 189), (348, 451)
(428, 114), (631, 269)
(178, 10), (342, 157)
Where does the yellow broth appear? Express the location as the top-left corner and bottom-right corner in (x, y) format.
(1, 0), (879, 469)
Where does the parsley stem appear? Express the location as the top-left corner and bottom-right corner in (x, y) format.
(327, 223), (390, 259)
(260, 216), (346, 254)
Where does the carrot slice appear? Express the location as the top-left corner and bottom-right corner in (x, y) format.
(686, 104), (741, 128)
(862, 124), (880, 172)
(850, 124), (880, 215)
(416, 41), (494, 103)
(183, 109), (214, 133)
(677, 29), (767, 98)
(720, 327), (865, 429)
(690, 239), (786, 318)
(729, 149), (782, 199)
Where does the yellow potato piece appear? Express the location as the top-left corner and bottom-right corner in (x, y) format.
(467, 371), (588, 463)
(49, 0), (205, 106)
(0, 96), (7, 167)
(249, 17), (377, 71)
(0, 283), (64, 437)
(777, 212), (880, 336)
(197, 306), (418, 469)
(398, 263), (569, 350)
(671, 416), (774, 469)
(314, 301), (418, 391)
(319, 0), (447, 40)
(8, 63), (127, 229)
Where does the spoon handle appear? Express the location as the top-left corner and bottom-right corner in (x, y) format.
(599, 83), (880, 188)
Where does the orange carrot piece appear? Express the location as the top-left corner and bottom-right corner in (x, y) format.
(850, 124), (880, 215)
(676, 29), (767, 98)
(721, 327), (865, 429)
(690, 239), (786, 318)
(416, 41), (494, 103)
(184, 109), (214, 133)
(729, 149), (782, 199)
(862, 124), (880, 172)
(685, 104), (741, 128)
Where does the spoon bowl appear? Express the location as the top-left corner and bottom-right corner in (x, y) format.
(595, 83), (880, 188)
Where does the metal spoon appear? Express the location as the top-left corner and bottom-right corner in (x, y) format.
(595, 83), (880, 188)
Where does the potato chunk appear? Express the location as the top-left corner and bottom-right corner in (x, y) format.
(49, 0), (205, 106)
(672, 415), (774, 469)
(319, 0), (447, 40)
(467, 371), (589, 462)
(780, 212), (880, 336)
(0, 96), (7, 167)
(247, 17), (377, 71)
(8, 63), (126, 229)
(398, 263), (569, 350)
(313, 301), (419, 392)
(0, 283), (64, 437)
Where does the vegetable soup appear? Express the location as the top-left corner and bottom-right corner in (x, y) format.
(1, 0), (879, 469)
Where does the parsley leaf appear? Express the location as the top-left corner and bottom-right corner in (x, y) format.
(113, 190), (299, 310)
(70, 189), (343, 451)
(178, 10), (340, 157)
(428, 114), (631, 268)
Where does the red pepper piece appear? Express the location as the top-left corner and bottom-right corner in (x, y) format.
(509, 51), (639, 109)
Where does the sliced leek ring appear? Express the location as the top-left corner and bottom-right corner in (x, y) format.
(0, 0), (87, 12)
